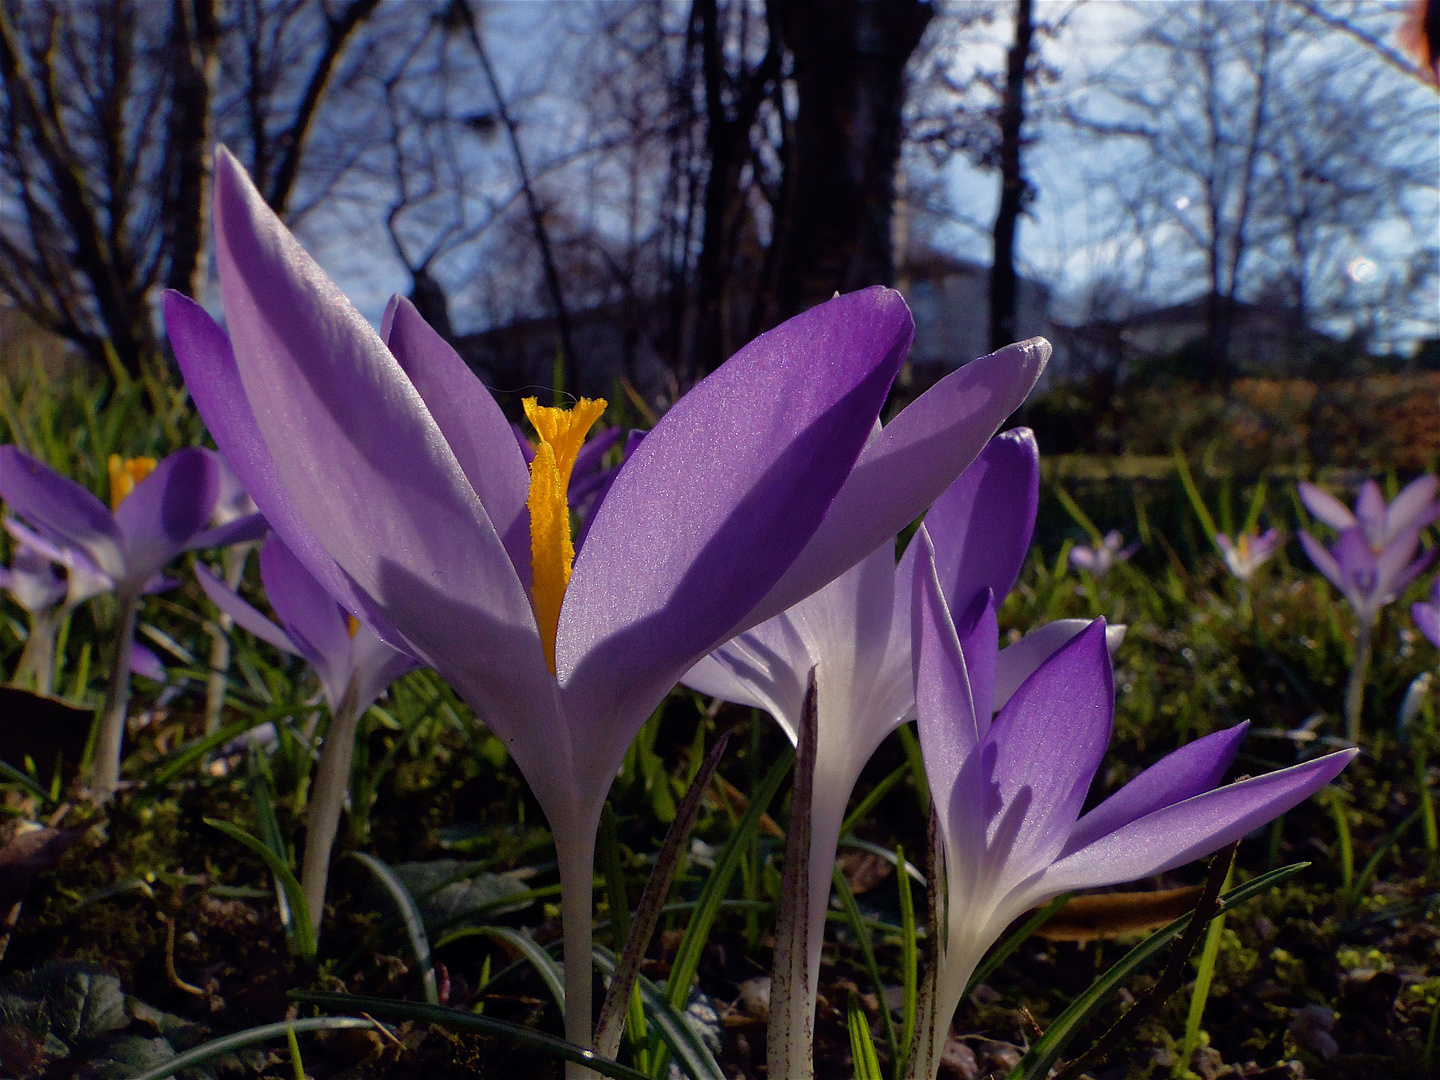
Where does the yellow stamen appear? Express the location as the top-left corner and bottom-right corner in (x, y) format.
(108, 454), (157, 510)
(345, 614), (361, 640)
(523, 396), (607, 673)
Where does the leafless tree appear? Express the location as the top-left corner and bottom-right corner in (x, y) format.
(0, 0), (385, 376)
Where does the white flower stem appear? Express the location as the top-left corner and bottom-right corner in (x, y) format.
(1344, 623), (1373, 744)
(91, 591), (140, 803)
(14, 610), (58, 695)
(555, 823), (598, 1079)
(300, 679), (364, 944)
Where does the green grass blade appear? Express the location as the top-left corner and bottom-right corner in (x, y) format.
(347, 851), (439, 1005)
(594, 946), (725, 1080)
(665, 745), (794, 1013)
(849, 992), (885, 1080)
(291, 990), (651, 1080)
(1175, 871), (1230, 1076)
(125, 1016), (378, 1080)
(833, 865), (899, 1070)
(1004, 863), (1309, 1080)
(1172, 451), (1221, 551)
(204, 817), (316, 961)
(473, 925), (568, 1013)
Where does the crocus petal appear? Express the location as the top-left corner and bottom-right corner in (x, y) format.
(1414, 597), (1440, 650)
(1069, 547), (1096, 571)
(1041, 750), (1357, 893)
(188, 510), (270, 551)
(0, 445), (123, 578)
(1355, 481), (1387, 543)
(1298, 530), (1347, 593)
(385, 297), (532, 584)
(978, 619), (1114, 883)
(913, 529), (980, 840)
(955, 591), (998, 727)
(683, 617), (810, 734)
(164, 292), (385, 631)
(926, 429), (1039, 612)
(558, 287), (912, 787)
(130, 641), (167, 681)
(115, 448), (218, 586)
(1062, 723), (1249, 855)
(746, 338), (1049, 628)
(1299, 482), (1355, 531)
(259, 536), (355, 707)
(210, 147), (558, 765)
(991, 619), (1126, 712)
(1386, 474), (1440, 538)
(195, 561), (300, 658)
(349, 628), (420, 717)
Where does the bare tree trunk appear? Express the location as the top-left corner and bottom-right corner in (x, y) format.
(162, 0), (219, 300)
(990, 0), (1033, 353)
(769, 0), (932, 323)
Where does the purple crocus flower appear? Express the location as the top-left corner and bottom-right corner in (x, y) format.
(1299, 476), (1439, 628)
(1215, 528), (1281, 582)
(910, 530), (1356, 1076)
(1414, 576), (1440, 651)
(1, 532), (67, 615)
(0, 444), (264, 798)
(163, 146), (1047, 1060)
(683, 430), (1122, 1074)
(1069, 530), (1140, 577)
(197, 533), (416, 937)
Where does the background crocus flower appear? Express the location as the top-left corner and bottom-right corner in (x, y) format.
(1216, 527), (1281, 582)
(1299, 477), (1438, 742)
(909, 532), (1356, 1077)
(164, 146), (1046, 1065)
(0, 444), (264, 798)
(197, 534), (416, 938)
(683, 429), (1113, 1075)
(1069, 529), (1140, 577)
(1415, 575), (1440, 651)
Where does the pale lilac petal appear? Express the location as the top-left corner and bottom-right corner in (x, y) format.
(1069, 546), (1097, 572)
(114, 448), (219, 585)
(1299, 530), (1347, 594)
(188, 511), (269, 551)
(1, 544), (64, 612)
(979, 619), (1113, 878)
(164, 291), (384, 630)
(575, 430), (644, 552)
(1386, 474), (1440, 538)
(683, 616), (811, 743)
(0, 445), (123, 578)
(1299, 482), (1356, 531)
(210, 148), (558, 765)
(1414, 592), (1440, 649)
(385, 296), (532, 583)
(195, 561), (299, 658)
(1355, 481), (1387, 543)
(1062, 723), (1249, 855)
(130, 641), (167, 681)
(746, 338), (1049, 628)
(259, 535), (354, 705)
(955, 591), (998, 724)
(1042, 750), (1357, 893)
(926, 428), (1038, 612)
(559, 287), (912, 787)
(349, 628), (419, 716)
(993, 619), (1126, 712)
(1388, 549), (1435, 600)
(913, 529), (980, 840)
(573, 426), (623, 485)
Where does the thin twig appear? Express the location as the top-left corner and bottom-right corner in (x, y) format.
(1051, 842), (1239, 1080)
